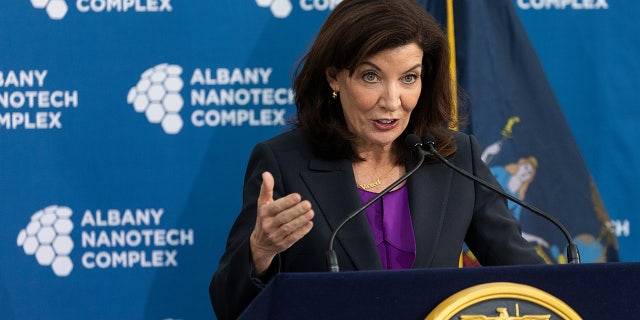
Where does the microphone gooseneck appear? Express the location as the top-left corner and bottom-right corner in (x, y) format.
(326, 134), (429, 272)
(422, 134), (580, 264)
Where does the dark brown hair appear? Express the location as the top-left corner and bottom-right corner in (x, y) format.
(293, 0), (458, 162)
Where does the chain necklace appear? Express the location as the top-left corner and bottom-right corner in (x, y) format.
(358, 178), (382, 190)
(356, 165), (397, 190)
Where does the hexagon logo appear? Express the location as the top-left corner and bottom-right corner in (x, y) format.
(17, 205), (74, 277)
(127, 63), (185, 134)
(30, 0), (69, 20)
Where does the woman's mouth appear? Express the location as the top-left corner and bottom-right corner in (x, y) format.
(373, 119), (399, 130)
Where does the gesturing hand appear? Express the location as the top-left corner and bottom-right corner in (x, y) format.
(250, 171), (314, 276)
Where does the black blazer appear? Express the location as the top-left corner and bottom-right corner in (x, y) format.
(210, 128), (544, 319)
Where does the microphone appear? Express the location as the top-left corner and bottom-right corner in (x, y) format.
(421, 134), (581, 264)
(326, 134), (429, 272)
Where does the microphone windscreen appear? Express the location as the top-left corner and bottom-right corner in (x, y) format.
(423, 133), (436, 146)
(405, 134), (422, 150)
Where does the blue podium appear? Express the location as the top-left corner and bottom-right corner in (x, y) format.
(239, 263), (640, 319)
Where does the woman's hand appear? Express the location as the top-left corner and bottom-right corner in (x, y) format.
(249, 171), (315, 276)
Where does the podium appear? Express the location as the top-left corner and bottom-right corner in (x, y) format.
(239, 262), (640, 319)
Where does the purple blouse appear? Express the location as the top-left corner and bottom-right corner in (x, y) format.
(357, 184), (416, 269)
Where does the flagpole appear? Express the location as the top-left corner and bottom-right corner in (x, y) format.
(448, 0), (463, 268)
(446, 0), (458, 130)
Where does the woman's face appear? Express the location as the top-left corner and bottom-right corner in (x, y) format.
(327, 43), (423, 152)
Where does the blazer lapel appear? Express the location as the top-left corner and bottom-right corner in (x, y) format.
(407, 159), (453, 268)
(301, 157), (382, 270)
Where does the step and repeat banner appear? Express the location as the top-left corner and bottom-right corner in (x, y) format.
(515, 0), (639, 262)
(1, 0), (637, 319)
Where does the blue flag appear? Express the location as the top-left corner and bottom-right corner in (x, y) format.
(419, 0), (619, 264)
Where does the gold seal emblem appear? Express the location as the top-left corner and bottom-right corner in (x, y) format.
(425, 282), (581, 320)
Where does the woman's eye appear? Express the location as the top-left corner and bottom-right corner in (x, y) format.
(402, 74), (419, 84)
(362, 72), (378, 82)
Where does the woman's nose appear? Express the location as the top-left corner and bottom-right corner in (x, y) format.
(381, 83), (401, 110)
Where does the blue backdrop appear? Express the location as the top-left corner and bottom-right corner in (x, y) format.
(515, 0), (639, 264)
(1, 0), (637, 319)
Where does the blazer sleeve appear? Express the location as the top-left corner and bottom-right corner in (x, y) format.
(209, 142), (284, 320)
(463, 135), (546, 266)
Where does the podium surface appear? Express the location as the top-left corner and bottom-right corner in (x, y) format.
(240, 262), (640, 319)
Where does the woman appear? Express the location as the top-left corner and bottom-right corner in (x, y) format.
(210, 0), (544, 318)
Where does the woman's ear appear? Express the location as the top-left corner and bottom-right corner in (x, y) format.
(325, 67), (339, 91)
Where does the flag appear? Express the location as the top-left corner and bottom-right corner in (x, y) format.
(418, 0), (619, 264)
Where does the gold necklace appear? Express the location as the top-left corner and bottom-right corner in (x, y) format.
(356, 165), (396, 190)
(358, 178), (382, 190)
